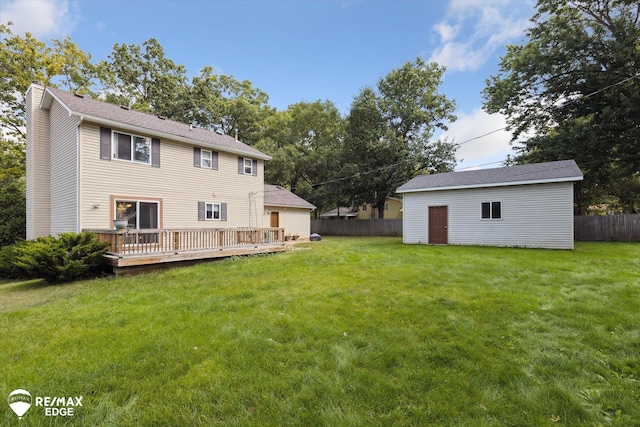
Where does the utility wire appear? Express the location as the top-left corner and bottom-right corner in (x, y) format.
(282, 73), (640, 190)
(452, 72), (640, 147)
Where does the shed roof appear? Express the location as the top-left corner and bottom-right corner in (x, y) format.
(40, 85), (270, 160)
(263, 185), (315, 209)
(397, 160), (583, 193)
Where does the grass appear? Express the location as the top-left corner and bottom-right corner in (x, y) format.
(1, 237), (639, 426)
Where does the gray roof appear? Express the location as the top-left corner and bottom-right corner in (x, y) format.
(319, 207), (358, 218)
(397, 160), (583, 193)
(263, 185), (315, 209)
(42, 86), (270, 160)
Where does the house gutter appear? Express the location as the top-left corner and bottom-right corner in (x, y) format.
(69, 112), (272, 161)
(396, 176), (584, 194)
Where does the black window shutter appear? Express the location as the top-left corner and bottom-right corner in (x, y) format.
(197, 201), (205, 221)
(212, 152), (218, 170)
(221, 203), (227, 221)
(252, 159), (258, 176)
(100, 127), (111, 160)
(238, 156), (244, 174)
(151, 138), (160, 167)
(194, 147), (201, 168)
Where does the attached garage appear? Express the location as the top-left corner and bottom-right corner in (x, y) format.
(263, 185), (315, 240)
(396, 160), (583, 249)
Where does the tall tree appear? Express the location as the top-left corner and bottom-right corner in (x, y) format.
(189, 66), (274, 146)
(0, 24), (96, 140)
(483, 0), (640, 213)
(0, 130), (26, 245)
(343, 58), (457, 218)
(98, 38), (190, 120)
(256, 100), (345, 215)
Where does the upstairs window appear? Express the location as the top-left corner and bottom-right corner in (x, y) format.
(481, 201), (502, 219)
(193, 147), (218, 170)
(238, 157), (258, 176)
(201, 150), (212, 168)
(113, 131), (151, 164)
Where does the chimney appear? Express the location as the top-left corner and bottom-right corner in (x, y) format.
(25, 82), (51, 239)
(235, 129), (238, 142)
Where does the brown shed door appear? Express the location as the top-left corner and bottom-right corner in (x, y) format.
(270, 212), (279, 228)
(428, 206), (448, 244)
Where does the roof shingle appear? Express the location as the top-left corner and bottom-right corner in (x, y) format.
(43, 86), (270, 160)
(397, 160), (583, 193)
(263, 185), (315, 209)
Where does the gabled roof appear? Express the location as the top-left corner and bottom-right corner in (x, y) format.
(319, 207), (358, 218)
(263, 185), (315, 209)
(397, 160), (583, 193)
(40, 85), (270, 160)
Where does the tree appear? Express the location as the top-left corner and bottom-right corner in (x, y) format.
(342, 58), (457, 218)
(483, 0), (640, 213)
(0, 131), (26, 245)
(0, 24), (94, 244)
(98, 38), (190, 120)
(51, 36), (99, 95)
(189, 66), (274, 146)
(256, 100), (346, 215)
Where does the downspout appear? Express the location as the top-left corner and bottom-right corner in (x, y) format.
(76, 115), (83, 233)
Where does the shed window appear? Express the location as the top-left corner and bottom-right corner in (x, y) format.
(481, 201), (502, 219)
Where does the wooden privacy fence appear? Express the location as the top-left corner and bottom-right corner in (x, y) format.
(574, 214), (640, 242)
(311, 219), (402, 237)
(312, 216), (640, 242)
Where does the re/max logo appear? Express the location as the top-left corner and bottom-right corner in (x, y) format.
(35, 396), (83, 407)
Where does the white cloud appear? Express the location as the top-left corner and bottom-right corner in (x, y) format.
(438, 108), (516, 169)
(428, 0), (532, 72)
(0, 0), (76, 38)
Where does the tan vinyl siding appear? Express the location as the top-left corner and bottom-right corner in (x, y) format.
(49, 100), (79, 234)
(264, 206), (311, 238)
(403, 182), (575, 249)
(79, 123), (264, 229)
(25, 84), (51, 239)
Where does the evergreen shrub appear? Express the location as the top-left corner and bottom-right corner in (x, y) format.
(1, 232), (109, 283)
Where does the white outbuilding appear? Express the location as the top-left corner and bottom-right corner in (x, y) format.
(396, 160), (583, 249)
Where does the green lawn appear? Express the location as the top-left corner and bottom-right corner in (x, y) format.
(1, 237), (639, 426)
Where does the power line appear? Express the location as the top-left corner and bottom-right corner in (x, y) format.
(277, 73), (639, 192)
(452, 72), (640, 148)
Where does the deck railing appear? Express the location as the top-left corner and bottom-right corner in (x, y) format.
(84, 227), (285, 256)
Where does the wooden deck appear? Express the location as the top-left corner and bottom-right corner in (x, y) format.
(85, 227), (287, 274)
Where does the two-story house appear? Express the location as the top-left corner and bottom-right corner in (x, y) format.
(25, 82), (313, 258)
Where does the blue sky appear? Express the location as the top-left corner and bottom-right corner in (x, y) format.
(1, 0), (536, 169)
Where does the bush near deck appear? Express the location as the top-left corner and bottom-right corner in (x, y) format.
(1, 237), (638, 426)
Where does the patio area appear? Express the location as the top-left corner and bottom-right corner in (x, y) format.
(84, 227), (288, 275)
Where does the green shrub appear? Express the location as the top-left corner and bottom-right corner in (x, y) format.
(4, 232), (110, 283)
(0, 240), (26, 279)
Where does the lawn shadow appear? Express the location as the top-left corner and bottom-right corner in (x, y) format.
(0, 278), (50, 293)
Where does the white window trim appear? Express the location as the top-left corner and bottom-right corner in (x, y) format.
(481, 201), (503, 220)
(112, 131), (151, 165)
(201, 149), (212, 169)
(205, 202), (221, 220)
(244, 158), (253, 175)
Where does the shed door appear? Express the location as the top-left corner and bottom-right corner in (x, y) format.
(270, 212), (279, 228)
(428, 206), (448, 244)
